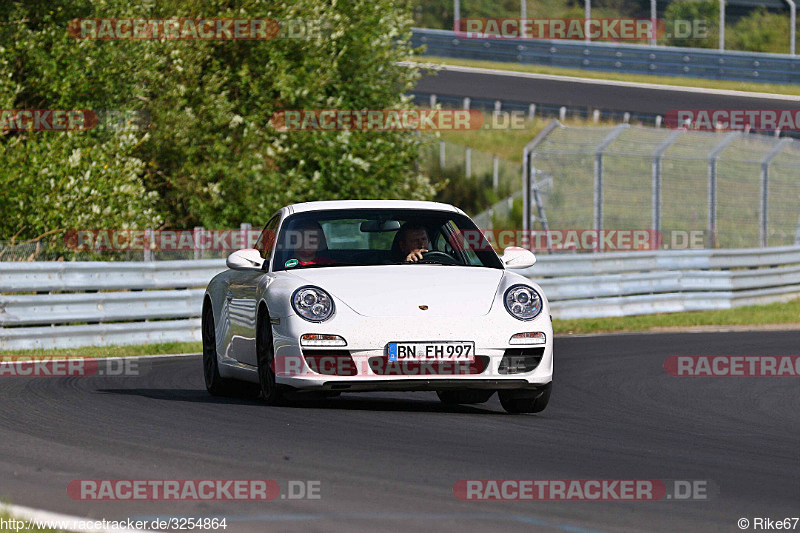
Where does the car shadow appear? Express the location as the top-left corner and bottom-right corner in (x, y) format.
(95, 387), (503, 414)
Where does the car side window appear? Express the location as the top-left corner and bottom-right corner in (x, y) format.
(255, 215), (280, 262)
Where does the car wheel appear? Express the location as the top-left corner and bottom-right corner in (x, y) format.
(436, 390), (495, 405)
(498, 383), (551, 414)
(256, 309), (283, 405)
(202, 304), (235, 396)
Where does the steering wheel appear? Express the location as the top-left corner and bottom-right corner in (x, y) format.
(416, 251), (458, 265)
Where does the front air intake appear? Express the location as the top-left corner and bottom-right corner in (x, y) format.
(498, 347), (545, 374)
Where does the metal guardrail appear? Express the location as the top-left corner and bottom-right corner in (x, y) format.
(412, 28), (800, 84)
(2, 247), (800, 349)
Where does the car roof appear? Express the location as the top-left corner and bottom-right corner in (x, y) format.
(285, 200), (465, 215)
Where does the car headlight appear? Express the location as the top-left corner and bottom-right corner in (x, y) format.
(504, 284), (542, 321)
(292, 286), (335, 322)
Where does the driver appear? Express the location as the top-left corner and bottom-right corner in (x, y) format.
(396, 223), (431, 263)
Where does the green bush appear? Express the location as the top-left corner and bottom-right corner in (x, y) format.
(0, 0), (433, 241)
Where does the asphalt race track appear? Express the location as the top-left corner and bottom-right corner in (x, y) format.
(413, 67), (800, 116)
(1, 331), (798, 532)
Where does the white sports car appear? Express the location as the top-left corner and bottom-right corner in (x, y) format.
(202, 200), (553, 414)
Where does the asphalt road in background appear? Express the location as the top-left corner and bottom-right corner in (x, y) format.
(1, 331), (798, 532)
(413, 67), (800, 116)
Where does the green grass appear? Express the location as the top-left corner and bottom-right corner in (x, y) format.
(554, 299), (800, 335)
(0, 341), (201, 358)
(426, 114), (615, 163)
(415, 56), (800, 96)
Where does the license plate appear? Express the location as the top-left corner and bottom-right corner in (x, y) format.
(387, 342), (474, 361)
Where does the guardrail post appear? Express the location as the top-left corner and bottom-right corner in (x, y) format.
(760, 138), (792, 247)
(593, 124), (628, 238)
(429, 94), (436, 108)
(528, 104), (536, 120)
(439, 140), (446, 168)
(707, 132), (738, 248)
(465, 147), (471, 177)
(463, 97), (470, 110)
(652, 130), (683, 234)
(559, 106), (567, 121)
(494, 100), (502, 114)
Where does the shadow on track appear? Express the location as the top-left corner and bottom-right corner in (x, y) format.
(95, 387), (505, 414)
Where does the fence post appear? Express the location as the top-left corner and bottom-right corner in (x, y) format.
(652, 130), (683, 234)
(522, 119), (561, 236)
(143, 229), (152, 261)
(559, 106), (566, 121)
(465, 147), (472, 177)
(429, 94), (437, 108)
(240, 222), (252, 250)
(593, 125), (628, 237)
(439, 140), (446, 168)
(760, 138), (791, 247)
(528, 104), (536, 120)
(463, 97), (471, 110)
(707, 132), (738, 248)
(193, 226), (204, 260)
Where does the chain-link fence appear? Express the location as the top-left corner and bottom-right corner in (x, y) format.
(523, 121), (800, 249)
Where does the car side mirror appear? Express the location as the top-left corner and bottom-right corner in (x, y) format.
(501, 247), (536, 269)
(226, 249), (265, 270)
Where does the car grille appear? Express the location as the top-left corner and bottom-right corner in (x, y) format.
(498, 347), (545, 374)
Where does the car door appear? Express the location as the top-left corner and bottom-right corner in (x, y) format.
(227, 214), (280, 367)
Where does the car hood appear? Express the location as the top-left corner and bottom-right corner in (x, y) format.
(286, 265), (504, 317)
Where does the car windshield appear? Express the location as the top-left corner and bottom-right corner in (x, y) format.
(272, 209), (502, 271)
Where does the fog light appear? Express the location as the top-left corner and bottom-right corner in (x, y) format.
(300, 334), (347, 347)
(509, 332), (546, 345)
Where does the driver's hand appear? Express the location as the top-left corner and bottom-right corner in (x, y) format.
(405, 248), (428, 262)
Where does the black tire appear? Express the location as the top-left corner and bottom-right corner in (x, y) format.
(256, 308), (283, 405)
(436, 390), (495, 405)
(202, 303), (235, 396)
(498, 383), (551, 414)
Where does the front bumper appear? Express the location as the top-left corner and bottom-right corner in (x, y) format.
(271, 312), (553, 390)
